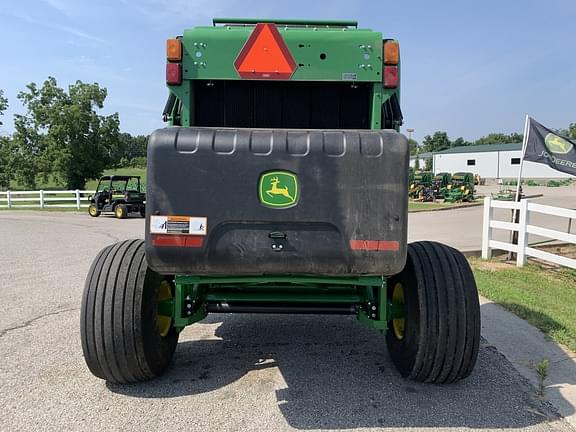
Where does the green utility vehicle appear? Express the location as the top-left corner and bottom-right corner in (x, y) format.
(431, 172), (452, 200)
(408, 171), (433, 200)
(445, 172), (475, 203)
(88, 175), (146, 219)
(81, 19), (480, 385)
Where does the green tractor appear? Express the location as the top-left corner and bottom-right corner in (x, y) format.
(80, 19), (480, 385)
(408, 171), (433, 200)
(87, 175), (146, 219)
(432, 172), (452, 200)
(444, 172), (475, 203)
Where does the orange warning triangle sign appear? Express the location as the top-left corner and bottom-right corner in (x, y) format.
(234, 23), (297, 79)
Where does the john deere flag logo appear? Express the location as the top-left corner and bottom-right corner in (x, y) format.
(545, 133), (573, 154)
(259, 171), (299, 208)
(524, 117), (576, 176)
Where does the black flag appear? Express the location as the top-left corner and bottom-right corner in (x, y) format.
(524, 118), (576, 176)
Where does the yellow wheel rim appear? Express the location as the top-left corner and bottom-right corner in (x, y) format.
(392, 282), (405, 340)
(89, 206), (97, 216)
(115, 206), (123, 218)
(156, 281), (173, 337)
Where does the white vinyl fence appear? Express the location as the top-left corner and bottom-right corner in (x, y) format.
(482, 196), (576, 269)
(0, 190), (95, 209)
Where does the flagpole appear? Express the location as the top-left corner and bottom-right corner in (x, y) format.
(514, 114), (530, 202)
(508, 114), (530, 260)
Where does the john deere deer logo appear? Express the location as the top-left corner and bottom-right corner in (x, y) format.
(545, 133), (574, 155)
(259, 171), (299, 208)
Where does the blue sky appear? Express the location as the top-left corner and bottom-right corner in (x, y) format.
(0, 0), (575, 142)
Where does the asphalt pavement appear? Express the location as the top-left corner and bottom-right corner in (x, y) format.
(0, 206), (574, 431)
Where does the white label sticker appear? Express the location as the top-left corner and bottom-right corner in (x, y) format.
(150, 215), (168, 234)
(150, 215), (207, 236)
(189, 217), (207, 235)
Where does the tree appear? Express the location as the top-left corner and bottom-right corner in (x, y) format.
(12, 77), (120, 189)
(0, 89), (7, 127)
(473, 132), (523, 146)
(0, 91), (12, 188)
(452, 137), (472, 147)
(421, 131), (451, 153)
(569, 123), (576, 139)
(407, 138), (419, 156)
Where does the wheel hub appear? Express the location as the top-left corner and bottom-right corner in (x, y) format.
(392, 282), (405, 340)
(156, 281), (174, 337)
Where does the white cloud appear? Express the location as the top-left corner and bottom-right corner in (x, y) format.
(11, 12), (106, 44)
(40, 0), (73, 16)
(119, 0), (237, 24)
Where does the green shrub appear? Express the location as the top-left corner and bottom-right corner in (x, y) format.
(129, 157), (147, 169)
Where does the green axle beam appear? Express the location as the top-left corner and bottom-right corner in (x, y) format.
(162, 275), (405, 334)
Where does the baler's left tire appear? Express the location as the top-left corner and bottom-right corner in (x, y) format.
(80, 239), (178, 383)
(386, 241), (480, 384)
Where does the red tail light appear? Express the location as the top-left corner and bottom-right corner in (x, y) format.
(166, 63), (182, 85)
(383, 66), (398, 88)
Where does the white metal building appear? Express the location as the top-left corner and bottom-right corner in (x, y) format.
(432, 143), (573, 179)
(409, 152), (432, 169)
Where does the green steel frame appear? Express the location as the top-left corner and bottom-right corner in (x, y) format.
(166, 19), (401, 130)
(157, 275), (405, 334)
(157, 20), (406, 334)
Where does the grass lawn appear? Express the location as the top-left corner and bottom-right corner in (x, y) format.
(408, 200), (482, 212)
(469, 257), (576, 352)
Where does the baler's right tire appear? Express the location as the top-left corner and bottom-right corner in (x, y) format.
(386, 241), (480, 384)
(80, 239), (178, 383)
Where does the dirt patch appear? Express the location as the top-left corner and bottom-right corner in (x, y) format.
(468, 259), (514, 272)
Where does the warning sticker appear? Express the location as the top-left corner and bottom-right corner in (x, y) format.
(150, 215), (207, 236)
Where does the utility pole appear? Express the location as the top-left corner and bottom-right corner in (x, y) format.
(407, 128), (416, 170)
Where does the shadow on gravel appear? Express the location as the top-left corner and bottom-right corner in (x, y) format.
(108, 313), (564, 429)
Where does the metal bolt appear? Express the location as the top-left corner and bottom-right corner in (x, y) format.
(371, 314), (376, 318)
(186, 304), (192, 309)
(187, 311), (192, 316)
(185, 296), (191, 301)
(371, 306), (377, 311)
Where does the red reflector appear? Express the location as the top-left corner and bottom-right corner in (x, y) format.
(234, 23), (297, 80)
(383, 66), (398, 88)
(152, 234), (203, 248)
(166, 63), (182, 85)
(349, 240), (400, 251)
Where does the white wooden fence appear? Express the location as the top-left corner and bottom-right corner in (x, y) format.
(482, 196), (576, 269)
(0, 190), (95, 209)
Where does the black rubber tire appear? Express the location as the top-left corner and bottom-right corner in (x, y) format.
(115, 204), (128, 219)
(80, 239), (179, 383)
(386, 241), (480, 384)
(88, 204), (100, 217)
(140, 207), (146, 218)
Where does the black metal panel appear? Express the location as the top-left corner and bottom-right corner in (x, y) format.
(145, 127), (409, 276)
(193, 81), (370, 129)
